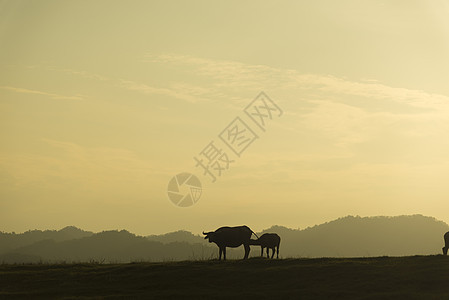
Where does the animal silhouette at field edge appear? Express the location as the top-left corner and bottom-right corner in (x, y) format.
(203, 225), (258, 260)
(443, 231), (449, 255)
(250, 233), (281, 259)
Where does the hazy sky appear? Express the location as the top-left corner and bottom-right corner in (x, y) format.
(1, 0), (449, 235)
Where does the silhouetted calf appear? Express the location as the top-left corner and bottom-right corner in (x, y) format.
(203, 225), (258, 260)
(443, 232), (449, 255)
(250, 233), (281, 259)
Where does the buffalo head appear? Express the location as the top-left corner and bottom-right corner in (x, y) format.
(202, 231), (216, 243)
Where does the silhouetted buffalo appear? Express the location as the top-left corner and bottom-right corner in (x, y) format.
(443, 231), (449, 255)
(250, 233), (281, 259)
(203, 225), (258, 260)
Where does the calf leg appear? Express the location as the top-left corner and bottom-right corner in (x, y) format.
(223, 247), (227, 260)
(271, 247), (275, 259)
(266, 248), (269, 258)
(260, 246), (264, 257)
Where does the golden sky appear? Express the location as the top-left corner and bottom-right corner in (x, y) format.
(1, 0), (449, 235)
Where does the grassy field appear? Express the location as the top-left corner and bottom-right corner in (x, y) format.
(1, 256), (448, 299)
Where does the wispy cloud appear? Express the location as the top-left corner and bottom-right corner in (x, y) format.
(141, 53), (449, 149)
(25, 56), (449, 151)
(144, 53), (449, 112)
(118, 80), (213, 104)
(40, 65), (225, 105)
(0, 86), (85, 101)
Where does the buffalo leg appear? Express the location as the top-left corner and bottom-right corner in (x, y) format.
(271, 247), (275, 259)
(266, 248), (269, 258)
(276, 246), (279, 259)
(243, 244), (250, 259)
(219, 247), (223, 260)
(443, 232), (449, 255)
(223, 247), (227, 260)
(260, 247), (264, 257)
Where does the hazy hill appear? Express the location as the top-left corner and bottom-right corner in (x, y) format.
(265, 215), (449, 257)
(146, 230), (206, 245)
(0, 226), (93, 255)
(0, 230), (215, 263)
(1, 215), (448, 263)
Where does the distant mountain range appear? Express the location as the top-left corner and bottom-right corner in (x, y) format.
(146, 230), (205, 245)
(1, 215), (447, 263)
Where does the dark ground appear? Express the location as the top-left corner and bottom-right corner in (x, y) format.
(1, 256), (448, 299)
